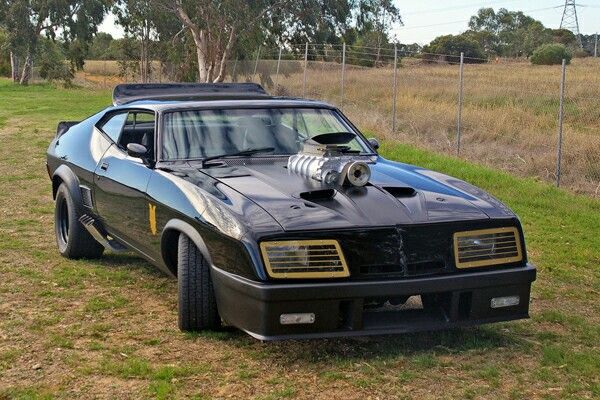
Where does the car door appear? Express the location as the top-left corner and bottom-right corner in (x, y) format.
(93, 110), (157, 258)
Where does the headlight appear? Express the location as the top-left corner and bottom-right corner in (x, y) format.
(260, 239), (349, 279)
(453, 227), (523, 269)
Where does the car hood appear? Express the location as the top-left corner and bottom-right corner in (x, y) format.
(178, 156), (515, 232)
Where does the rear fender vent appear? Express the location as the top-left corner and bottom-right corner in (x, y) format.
(454, 227), (522, 268)
(260, 240), (349, 279)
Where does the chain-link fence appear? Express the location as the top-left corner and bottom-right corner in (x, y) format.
(78, 43), (600, 197)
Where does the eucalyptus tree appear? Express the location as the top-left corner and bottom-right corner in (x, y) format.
(153, 0), (373, 83)
(0, 0), (110, 84)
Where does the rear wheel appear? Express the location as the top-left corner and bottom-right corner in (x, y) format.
(177, 233), (220, 331)
(54, 183), (104, 259)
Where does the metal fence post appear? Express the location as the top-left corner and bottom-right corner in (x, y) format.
(302, 42), (308, 97)
(392, 43), (398, 133)
(556, 59), (567, 187)
(595, 33), (598, 58)
(275, 47), (282, 88)
(253, 46), (261, 78)
(340, 43), (346, 109)
(456, 52), (465, 156)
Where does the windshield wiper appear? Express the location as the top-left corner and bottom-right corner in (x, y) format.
(200, 147), (275, 167)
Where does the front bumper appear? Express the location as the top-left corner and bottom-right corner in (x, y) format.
(211, 264), (536, 340)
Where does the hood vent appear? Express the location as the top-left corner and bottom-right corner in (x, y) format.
(299, 189), (336, 202)
(382, 186), (416, 198)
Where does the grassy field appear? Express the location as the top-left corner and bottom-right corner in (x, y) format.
(0, 79), (599, 399)
(80, 57), (600, 196)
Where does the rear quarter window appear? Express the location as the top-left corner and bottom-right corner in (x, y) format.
(100, 113), (128, 142)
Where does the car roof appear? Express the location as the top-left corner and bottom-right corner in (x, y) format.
(118, 98), (338, 113)
(109, 83), (338, 113)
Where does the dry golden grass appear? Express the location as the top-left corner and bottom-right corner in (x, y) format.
(1, 79), (599, 399)
(80, 58), (600, 196)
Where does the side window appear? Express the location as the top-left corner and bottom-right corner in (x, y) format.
(118, 112), (156, 154)
(100, 113), (128, 143)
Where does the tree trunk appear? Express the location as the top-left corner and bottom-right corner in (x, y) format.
(187, 28), (209, 82)
(10, 52), (20, 83)
(19, 53), (33, 85)
(213, 27), (236, 83)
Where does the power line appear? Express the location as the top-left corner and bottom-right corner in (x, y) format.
(402, 0), (522, 16)
(398, 5), (563, 31)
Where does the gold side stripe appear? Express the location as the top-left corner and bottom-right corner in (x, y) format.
(260, 239), (350, 279)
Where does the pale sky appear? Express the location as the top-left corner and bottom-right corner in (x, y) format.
(99, 0), (600, 45)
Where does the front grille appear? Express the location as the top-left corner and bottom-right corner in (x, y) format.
(454, 227), (522, 269)
(260, 240), (349, 279)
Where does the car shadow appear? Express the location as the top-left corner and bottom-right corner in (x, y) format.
(93, 252), (167, 277)
(187, 324), (525, 363)
(94, 254), (526, 362)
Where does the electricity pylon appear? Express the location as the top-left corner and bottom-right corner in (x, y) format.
(560, 0), (583, 48)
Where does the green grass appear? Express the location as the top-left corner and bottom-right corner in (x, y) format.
(0, 78), (599, 399)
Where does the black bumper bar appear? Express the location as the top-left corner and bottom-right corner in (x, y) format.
(212, 264), (536, 340)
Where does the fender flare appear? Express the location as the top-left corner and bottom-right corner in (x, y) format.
(52, 165), (84, 214)
(160, 218), (213, 275)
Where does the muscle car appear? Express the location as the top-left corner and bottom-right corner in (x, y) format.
(46, 83), (536, 340)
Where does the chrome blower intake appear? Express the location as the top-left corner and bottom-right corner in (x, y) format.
(287, 136), (371, 187)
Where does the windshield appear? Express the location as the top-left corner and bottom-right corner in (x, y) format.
(160, 108), (369, 161)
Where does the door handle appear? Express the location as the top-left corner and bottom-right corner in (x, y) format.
(100, 162), (109, 171)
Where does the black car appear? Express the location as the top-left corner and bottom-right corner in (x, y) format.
(46, 83), (536, 340)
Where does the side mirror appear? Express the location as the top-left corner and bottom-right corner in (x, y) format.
(127, 143), (148, 159)
(368, 138), (380, 151)
(127, 143), (152, 167)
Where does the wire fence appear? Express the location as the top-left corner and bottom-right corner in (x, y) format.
(77, 43), (600, 197)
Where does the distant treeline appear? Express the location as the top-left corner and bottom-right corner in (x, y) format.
(0, 4), (596, 84)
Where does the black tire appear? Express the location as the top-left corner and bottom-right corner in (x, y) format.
(54, 183), (104, 259)
(177, 233), (220, 331)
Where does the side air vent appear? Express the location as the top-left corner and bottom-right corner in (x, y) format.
(454, 227), (522, 269)
(260, 240), (349, 279)
(80, 186), (93, 209)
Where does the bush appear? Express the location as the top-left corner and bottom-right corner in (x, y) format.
(422, 34), (487, 64)
(573, 49), (590, 58)
(37, 39), (73, 85)
(0, 60), (10, 77)
(531, 43), (572, 65)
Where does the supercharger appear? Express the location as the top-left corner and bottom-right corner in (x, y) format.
(287, 145), (371, 187)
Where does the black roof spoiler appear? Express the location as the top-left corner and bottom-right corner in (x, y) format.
(112, 83), (270, 106)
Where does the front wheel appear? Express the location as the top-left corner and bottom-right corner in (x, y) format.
(54, 183), (104, 259)
(177, 233), (220, 331)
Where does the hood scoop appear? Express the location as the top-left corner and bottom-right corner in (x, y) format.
(299, 188), (336, 202)
(382, 186), (417, 198)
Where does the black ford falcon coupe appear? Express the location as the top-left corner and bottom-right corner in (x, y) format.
(46, 83), (536, 340)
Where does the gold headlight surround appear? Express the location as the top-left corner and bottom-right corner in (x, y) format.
(453, 227), (523, 269)
(260, 239), (350, 279)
